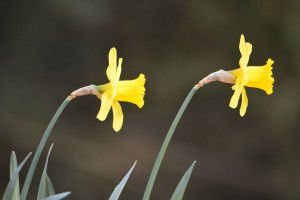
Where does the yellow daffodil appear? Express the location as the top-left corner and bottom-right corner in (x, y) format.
(95, 47), (146, 132)
(228, 34), (274, 116)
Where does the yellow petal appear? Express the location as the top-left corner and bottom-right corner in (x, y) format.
(116, 58), (123, 81)
(96, 90), (113, 121)
(106, 48), (117, 83)
(112, 100), (123, 132)
(95, 47), (146, 132)
(240, 87), (248, 117)
(229, 77), (243, 109)
(239, 34), (252, 68)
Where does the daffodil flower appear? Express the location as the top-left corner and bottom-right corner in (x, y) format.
(95, 48), (146, 132)
(228, 34), (274, 116)
(196, 34), (274, 116)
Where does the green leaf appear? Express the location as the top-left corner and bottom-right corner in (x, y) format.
(170, 161), (196, 200)
(9, 152), (20, 200)
(108, 161), (137, 200)
(42, 192), (71, 200)
(3, 153), (32, 200)
(44, 175), (55, 196)
(37, 144), (55, 200)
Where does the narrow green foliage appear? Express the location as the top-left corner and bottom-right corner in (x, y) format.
(109, 161), (137, 200)
(9, 152), (20, 200)
(170, 161), (196, 200)
(3, 153), (32, 200)
(44, 175), (55, 197)
(21, 98), (71, 200)
(37, 144), (55, 200)
(142, 87), (198, 200)
(42, 192), (71, 200)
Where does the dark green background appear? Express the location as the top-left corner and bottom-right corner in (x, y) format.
(1, 0), (300, 199)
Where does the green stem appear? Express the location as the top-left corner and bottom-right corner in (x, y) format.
(21, 97), (72, 200)
(142, 87), (198, 200)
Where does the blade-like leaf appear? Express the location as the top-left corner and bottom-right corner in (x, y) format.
(3, 153), (32, 200)
(108, 161), (137, 200)
(9, 152), (20, 200)
(170, 161), (196, 200)
(37, 144), (54, 200)
(44, 175), (55, 196)
(42, 192), (71, 200)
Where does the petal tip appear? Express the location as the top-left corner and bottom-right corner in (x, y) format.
(240, 34), (245, 41)
(240, 111), (246, 117)
(96, 115), (106, 121)
(113, 126), (121, 132)
(109, 47), (117, 59)
(110, 47), (117, 52)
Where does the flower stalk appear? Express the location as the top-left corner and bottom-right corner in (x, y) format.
(21, 98), (71, 200)
(143, 34), (275, 198)
(143, 87), (198, 200)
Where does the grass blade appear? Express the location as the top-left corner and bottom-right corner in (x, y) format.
(9, 152), (20, 200)
(37, 144), (55, 200)
(3, 153), (32, 200)
(42, 192), (71, 200)
(170, 161), (196, 200)
(108, 161), (137, 200)
(44, 175), (55, 197)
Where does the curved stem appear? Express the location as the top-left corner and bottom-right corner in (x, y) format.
(21, 97), (72, 200)
(142, 87), (198, 200)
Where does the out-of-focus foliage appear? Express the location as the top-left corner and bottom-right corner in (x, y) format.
(1, 0), (300, 199)
(2, 147), (70, 200)
(109, 161), (136, 200)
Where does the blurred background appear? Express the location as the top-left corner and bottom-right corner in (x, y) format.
(1, 0), (300, 199)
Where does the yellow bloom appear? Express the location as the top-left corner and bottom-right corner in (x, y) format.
(228, 35), (274, 117)
(96, 48), (146, 132)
